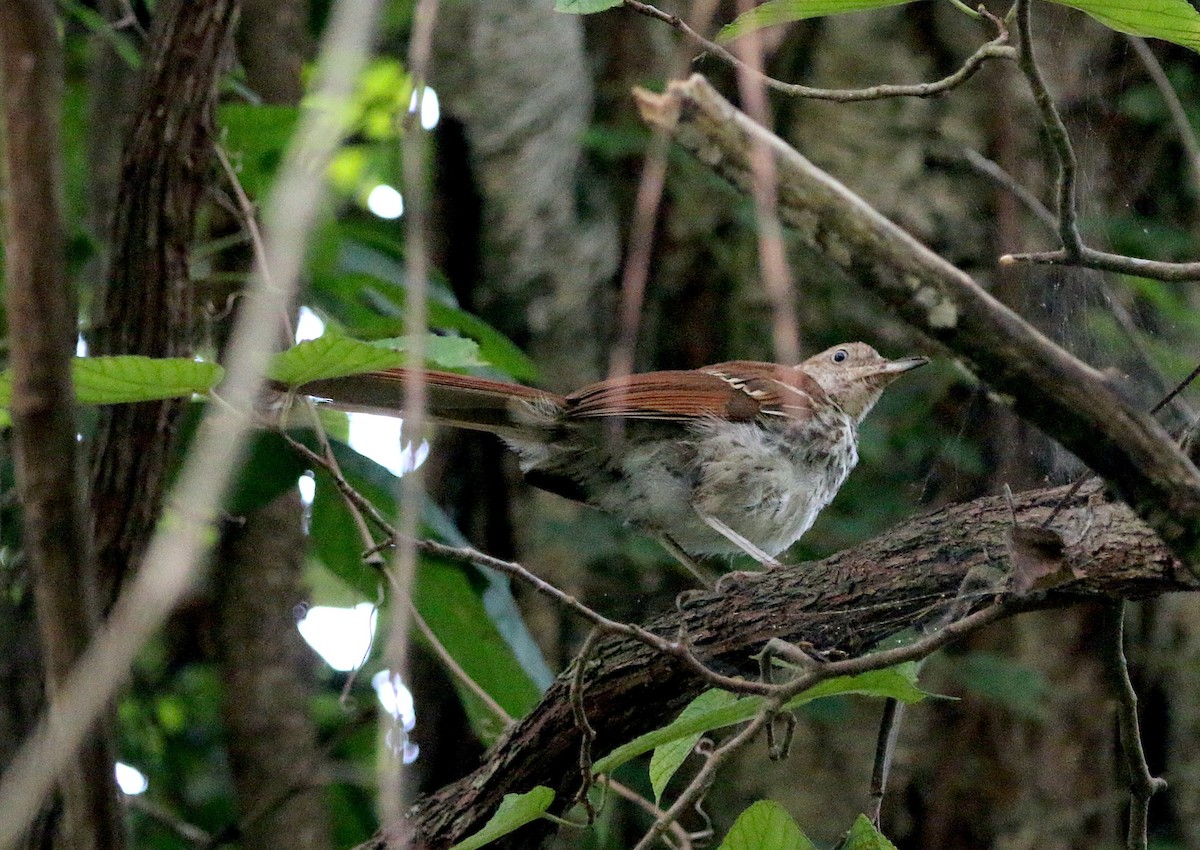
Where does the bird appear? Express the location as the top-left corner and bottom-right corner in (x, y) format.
(293, 342), (928, 572)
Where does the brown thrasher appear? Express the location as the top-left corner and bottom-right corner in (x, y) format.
(296, 342), (927, 569)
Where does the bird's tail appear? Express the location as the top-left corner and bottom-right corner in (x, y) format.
(292, 369), (566, 442)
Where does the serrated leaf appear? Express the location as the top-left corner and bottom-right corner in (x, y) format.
(72, 357), (224, 404)
(593, 662), (929, 776)
(718, 801), (816, 850)
(448, 787), (555, 850)
(841, 814), (898, 850)
(269, 336), (407, 386)
(650, 690), (738, 804)
(1048, 0), (1200, 53)
(0, 356), (224, 407)
(556, 0), (622, 13)
(718, 0), (914, 42)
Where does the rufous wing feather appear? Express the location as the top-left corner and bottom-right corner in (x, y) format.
(564, 362), (825, 423)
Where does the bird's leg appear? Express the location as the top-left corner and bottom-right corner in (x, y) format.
(694, 510), (783, 568)
(655, 533), (717, 588)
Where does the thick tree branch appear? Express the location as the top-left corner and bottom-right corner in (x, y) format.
(397, 486), (1193, 849)
(633, 74), (1200, 566)
(0, 2), (126, 847)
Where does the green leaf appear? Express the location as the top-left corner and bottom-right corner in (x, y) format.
(717, 801), (816, 850)
(841, 814), (898, 850)
(593, 663), (928, 776)
(448, 787), (555, 850)
(1048, 0), (1200, 52)
(718, 0), (914, 42)
(72, 357), (224, 404)
(0, 356), (224, 407)
(268, 336), (407, 386)
(650, 690), (739, 804)
(369, 335), (485, 370)
(556, 0), (623, 13)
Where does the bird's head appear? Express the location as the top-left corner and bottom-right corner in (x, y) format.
(798, 342), (929, 422)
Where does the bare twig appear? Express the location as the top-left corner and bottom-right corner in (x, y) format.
(378, 0), (440, 833)
(608, 0), (721, 382)
(0, 0), (387, 839)
(1013, 0), (1081, 257)
(570, 630), (604, 820)
(124, 795), (213, 846)
(1127, 37), (1200, 199)
(605, 779), (694, 850)
(411, 604), (513, 727)
(962, 148), (1058, 232)
(631, 705), (774, 850)
(1000, 246), (1200, 282)
(1001, 7), (1200, 281)
(731, 0), (800, 364)
(867, 698), (905, 825)
(1099, 602), (1166, 850)
(623, 0), (1015, 102)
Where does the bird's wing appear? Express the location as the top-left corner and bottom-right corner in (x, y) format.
(564, 362), (827, 423)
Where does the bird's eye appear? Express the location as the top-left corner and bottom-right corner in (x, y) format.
(832, 349), (848, 363)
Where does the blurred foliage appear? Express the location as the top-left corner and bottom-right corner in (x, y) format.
(1, 1), (1199, 848)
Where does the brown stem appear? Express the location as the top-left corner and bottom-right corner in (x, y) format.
(1100, 603), (1166, 850)
(0, 2), (126, 846)
(89, 0), (240, 605)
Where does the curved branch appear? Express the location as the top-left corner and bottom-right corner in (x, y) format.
(633, 73), (1200, 566)
(395, 486), (1193, 849)
(623, 0), (1015, 103)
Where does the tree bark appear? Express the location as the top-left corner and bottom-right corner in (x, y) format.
(390, 485), (1192, 849)
(209, 5), (331, 845)
(89, 0), (239, 604)
(0, 2), (125, 846)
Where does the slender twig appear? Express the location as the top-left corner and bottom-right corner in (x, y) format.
(1002, 10), (1200, 281)
(124, 795), (213, 847)
(1042, 357), (1200, 528)
(1100, 602), (1166, 850)
(379, 0), (440, 832)
(1013, 0), (1081, 257)
(411, 603), (513, 726)
(731, 0), (800, 364)
(1000, 246), (1200, 282)
(624, 0), (1015, 103)
(631, 705), (775, 850)
(962, 148), (1058, 232)
(608, 0), (722, 382)
(570, 630), (605, 821)
(867, 698), (905, 825)
(605, 779), (694, 850)
(0, 0), (387, 839)
(1127, 37), (1200, 200)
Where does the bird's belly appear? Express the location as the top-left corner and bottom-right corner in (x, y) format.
(590, 418), (857, 558)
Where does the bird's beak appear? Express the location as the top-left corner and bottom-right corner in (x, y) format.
(882, 355), (930, 374)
